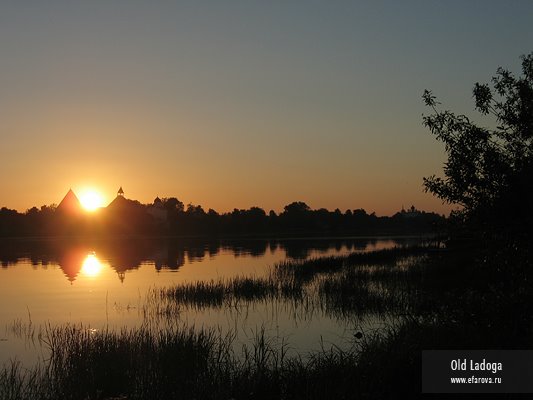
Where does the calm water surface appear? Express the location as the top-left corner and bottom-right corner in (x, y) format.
(0, 237), (421, 365)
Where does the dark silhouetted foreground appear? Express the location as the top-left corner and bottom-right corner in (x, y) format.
(0, 197), (444, 238)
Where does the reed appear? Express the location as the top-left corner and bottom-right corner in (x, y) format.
(160, 274), (304, 310)
(2, 245), (531, 399)
(155, 247), (435, 321)
(0, 321), (384, 400)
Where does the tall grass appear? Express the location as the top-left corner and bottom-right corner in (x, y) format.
(160, 276), (284, 308)
(272, 245), (435, 282)
(0, 360), (47, 400)
(3, 244), (531, 399)
(1, 245), (453, 400)
(153, 246), (437, 322)
(1, 321), (388, 400)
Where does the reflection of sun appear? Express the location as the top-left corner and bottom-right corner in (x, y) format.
(79, 190), (104, 212)
(81, 253), (103, 277)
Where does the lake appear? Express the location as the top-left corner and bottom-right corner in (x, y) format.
(0, 236), (424, 366)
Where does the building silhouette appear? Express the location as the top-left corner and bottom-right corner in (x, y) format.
(57, 189), (83, 215)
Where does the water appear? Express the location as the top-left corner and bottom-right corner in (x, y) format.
(0, 236), (422, 366)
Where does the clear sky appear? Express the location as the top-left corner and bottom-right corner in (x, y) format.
(1, 1), (532, 215)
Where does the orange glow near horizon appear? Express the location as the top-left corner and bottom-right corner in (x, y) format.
(79, 189), (104, 212)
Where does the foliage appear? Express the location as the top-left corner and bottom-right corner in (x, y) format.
(422, 53), (533, 239)
(0, 201), (444, 237)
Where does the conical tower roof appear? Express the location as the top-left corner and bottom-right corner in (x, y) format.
(57, 189), (82, 214)
(107, 194), (129, 209)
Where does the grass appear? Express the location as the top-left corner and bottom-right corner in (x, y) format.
(5, 313), (525, 400)
(272, 245), (437, 283)
(3, 243), (531, 399)
(0, 321), (392, 400)
(160, 276), (283, 308)
(0, 360), (46, 400)
(152, 246), (436, 322)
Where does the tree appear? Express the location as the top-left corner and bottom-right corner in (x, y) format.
(422, 53), (533, 240)
(280, 202), (312, 232)
(162, 197), (185, 213)
(283, 201), (311, 215)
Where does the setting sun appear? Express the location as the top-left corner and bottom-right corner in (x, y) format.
(79, 190), (104, 212)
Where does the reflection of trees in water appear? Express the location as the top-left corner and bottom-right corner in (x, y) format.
(0, 237), (416, 281)
(268, 242), (279, 255)
(282, 242), (310, 260)
(224, 240), (269, 258)
(154, 243), (185, 272)
(277, 238), (400, 260)
(186, 246), (206, 263)
(207, 242), (219, 258)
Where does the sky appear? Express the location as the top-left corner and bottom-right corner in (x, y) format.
(1, 1), (532, 216)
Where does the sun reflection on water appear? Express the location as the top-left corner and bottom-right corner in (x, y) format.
(81, 253), (103, 278)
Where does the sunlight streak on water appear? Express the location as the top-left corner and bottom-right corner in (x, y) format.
(81, 253), (104, 278)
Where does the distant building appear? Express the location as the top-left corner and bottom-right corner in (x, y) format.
(104, 187), (154, 233)
(106, 187), (149, 217)
(107, 187), (132, 210)
(57, 189), (82, 215)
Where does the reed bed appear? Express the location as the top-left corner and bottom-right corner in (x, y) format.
(1, 245), (445, 399)
(3, 244), (527, 399)
(0, 321), (389, 400)
(159, 275), (304, 311)
(153, 246), (436, 321)
(272, 245), (435, 283)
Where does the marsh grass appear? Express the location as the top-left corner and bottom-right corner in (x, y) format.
(7, 319), (38, 345)
(0, 360), (47, 400)
(158, 274), (304, 312)
(0, 320), (389, 400)
(153, 246), (437, 322)
(4, 315), (500, 400)
(3, 245), (466, 400)
(272, 245), (434, 283)
(3, 244), (531, 399)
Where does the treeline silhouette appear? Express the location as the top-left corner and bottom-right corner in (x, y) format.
(0, 198), (444, 237)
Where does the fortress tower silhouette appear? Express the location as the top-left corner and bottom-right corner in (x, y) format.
(57, 189), (82, 215)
